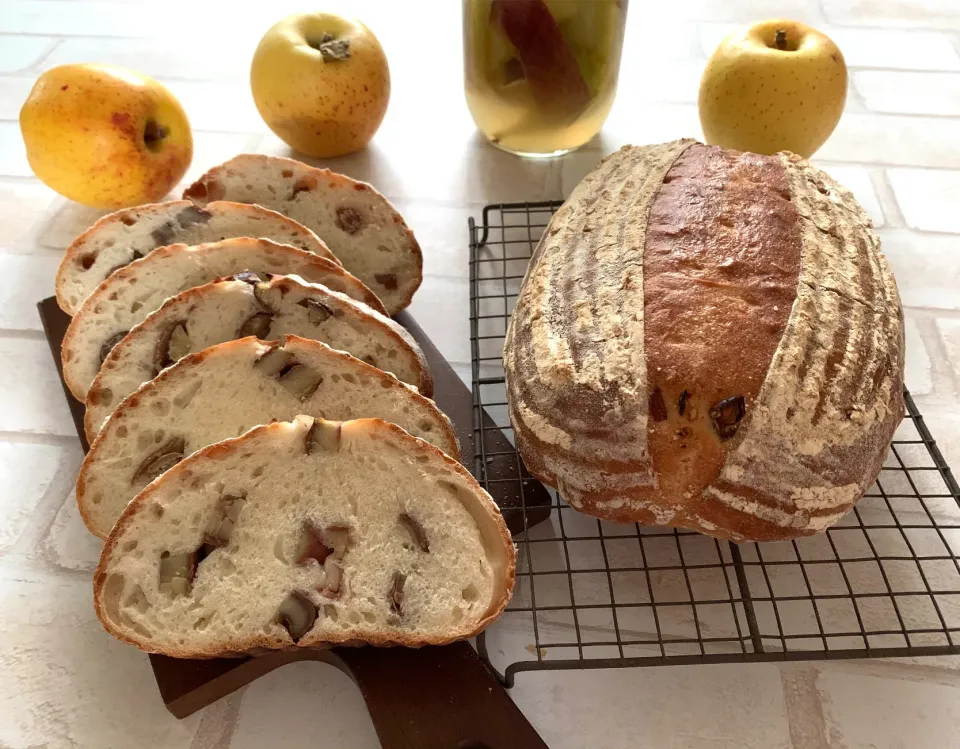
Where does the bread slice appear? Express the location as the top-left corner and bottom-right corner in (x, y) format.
(56, 200), (338, 315)
(84, 274), (433, 426)
(61, 238), (386, 401)
(184, 155), (422, 315)
(93, 415), (515, 656)
(79, 335), (460, 538)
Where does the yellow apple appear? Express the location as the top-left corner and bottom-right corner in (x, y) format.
(698, 20), (847, 158)
(20, 64), (192, 210)
(250, 13), (390, 159)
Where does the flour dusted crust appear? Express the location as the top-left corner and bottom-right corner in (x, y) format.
(503, 140), (904, 542)
(184, 155), (423, 315)
(56, 200), (337, 315)
(93, 416), (515, 657)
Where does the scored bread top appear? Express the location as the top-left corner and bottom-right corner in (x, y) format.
(184, 155), (423, 315)
(93, 416), (515, 657)
(504, 140), (904, 541)
(56, 200), (338, 315)
(84, 275), (433, 433)
(78, 334), (460, 539)
(61, 237), (385, 401)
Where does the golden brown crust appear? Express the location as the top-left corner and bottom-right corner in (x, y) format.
(268, 275), (433, 398)
(83, 276), (433, 439)
(504, 141), (904, 541)
(183, 154), (423, 315)
(62, 237), (386, 402)
(93, 416), (514, 656)
(643, 144), (803, 520)
(55, 200), (336, 315)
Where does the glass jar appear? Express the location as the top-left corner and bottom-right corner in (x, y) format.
(463, 0), (627, 157)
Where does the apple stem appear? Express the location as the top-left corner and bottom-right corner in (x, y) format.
(311, 32), (351, 62)
(775, 29), (788, 50)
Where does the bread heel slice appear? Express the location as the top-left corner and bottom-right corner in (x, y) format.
(184, 155), (423, 315)
(93, 416), (515, 657)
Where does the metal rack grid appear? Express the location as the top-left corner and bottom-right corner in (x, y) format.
(469, 200), (960, 688)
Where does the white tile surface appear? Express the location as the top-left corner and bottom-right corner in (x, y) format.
(639, 0), (823, 24)
(258, 133), (558, 206)
(41, 37), (251, 81)
(819, 113), (960, 168)
(918, 404), (960, 472)
(390, 200), (476, 280)
(937, 318), (960, 391)
(162, 80), (265, 135)
(0, 572), (201, 748)
(178, 131), (260, 190)
(700, 25), (960, 71)
(888, 168), (960, 233)
(510, 665), (793, 749)
(599, 102), (704, 151)
(880, 230), (960, 310)
(0, 337), (76, 436)
(0, 179), (60, 248)
(36, 199), (110, 251)
(0, 442), (65, 554)
(0, 252), (62, 330)
(41, 491), (102, 573)
(230, 661), (379, 749)
(823, 0), (960, 29)
(0, 75), (34, 120)
(818, 666), (960, 748)
(406, 275), (471, 365)
(904, 316), (933, 395)
(0, 35), (56, 73)
(0, 1), (169, 37)
(0, 121), (33, 177)
(856, 71), (960, 116)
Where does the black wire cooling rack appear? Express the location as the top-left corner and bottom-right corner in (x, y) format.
(469, 200), (960, 688)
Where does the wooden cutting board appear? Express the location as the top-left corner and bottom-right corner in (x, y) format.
(38, 296), (551, 749)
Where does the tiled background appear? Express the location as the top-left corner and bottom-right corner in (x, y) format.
(1, 0), (959, 747)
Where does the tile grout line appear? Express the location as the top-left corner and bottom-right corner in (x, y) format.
(9, 439), (83, 561)
(0, 328), (49, 340)
(0, 431), (81, 446)
(188, 691), (244, 749)
(870, 167), (907, 229)
(28, 36), (63, 73)
(780, 664), (830, 749)
(919, 317), (960, 397)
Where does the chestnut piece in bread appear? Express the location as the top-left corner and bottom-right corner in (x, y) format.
(503, 139), (904, 542)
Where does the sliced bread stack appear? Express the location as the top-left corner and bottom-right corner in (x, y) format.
(55, 157), (513, 651)
(78, 335), (458, 539)
(94, 416), (514, 656)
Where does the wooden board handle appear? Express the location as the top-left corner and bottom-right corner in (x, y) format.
(153, 645), (549, 749)
(332, 643), (547, 749)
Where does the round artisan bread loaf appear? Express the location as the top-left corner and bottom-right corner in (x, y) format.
(503, 139), (905, 542)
